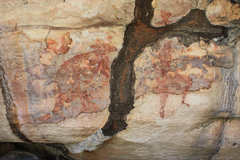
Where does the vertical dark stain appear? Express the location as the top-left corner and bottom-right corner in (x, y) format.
(208, 119), (228, 160)
(0, 66), (32, 142)
(102, 0), (228, 136)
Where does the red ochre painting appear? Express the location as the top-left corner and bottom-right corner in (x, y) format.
(51, 39), (117, 121)
(25, 32), (118, 123)
(24, 32), (227, 123)
(134, 38), (222, 119)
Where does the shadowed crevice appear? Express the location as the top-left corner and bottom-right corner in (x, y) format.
(230, 0), (240, 4)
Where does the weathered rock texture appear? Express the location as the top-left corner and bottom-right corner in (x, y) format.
(0, 0), (135, 31)
(151, 0), (192, 27)
(0, 0), (240, 159)
(0, 27), (123, 143)
(206, 0), (240, 27)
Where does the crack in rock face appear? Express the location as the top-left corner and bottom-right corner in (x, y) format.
(65, 0), (238, 154)
(101, 1), (228, 137)
(0, 66), (32, 142)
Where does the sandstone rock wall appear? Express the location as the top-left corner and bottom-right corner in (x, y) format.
(0, 0), (239, 159)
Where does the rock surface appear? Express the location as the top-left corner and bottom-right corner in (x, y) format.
(192, 0), (212, 10)
(0, 27), (123, 143)
(0, 0), (135, 31)
(206, 0), (240, 27)
(68, 37), (240, 160)
(151, 0), (192, 27)
(0, 87), (21, 142)
(0, 0), (240, 159)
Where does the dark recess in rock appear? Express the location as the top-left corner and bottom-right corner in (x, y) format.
(0, 151), (41, 160)
(230, 0), (240, 4)
(101, 0), (228, 136)
(0, 143), (16, 158)
(0, 143), (72, 160)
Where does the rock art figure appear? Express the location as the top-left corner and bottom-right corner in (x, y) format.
(39, 39), (117, 122)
